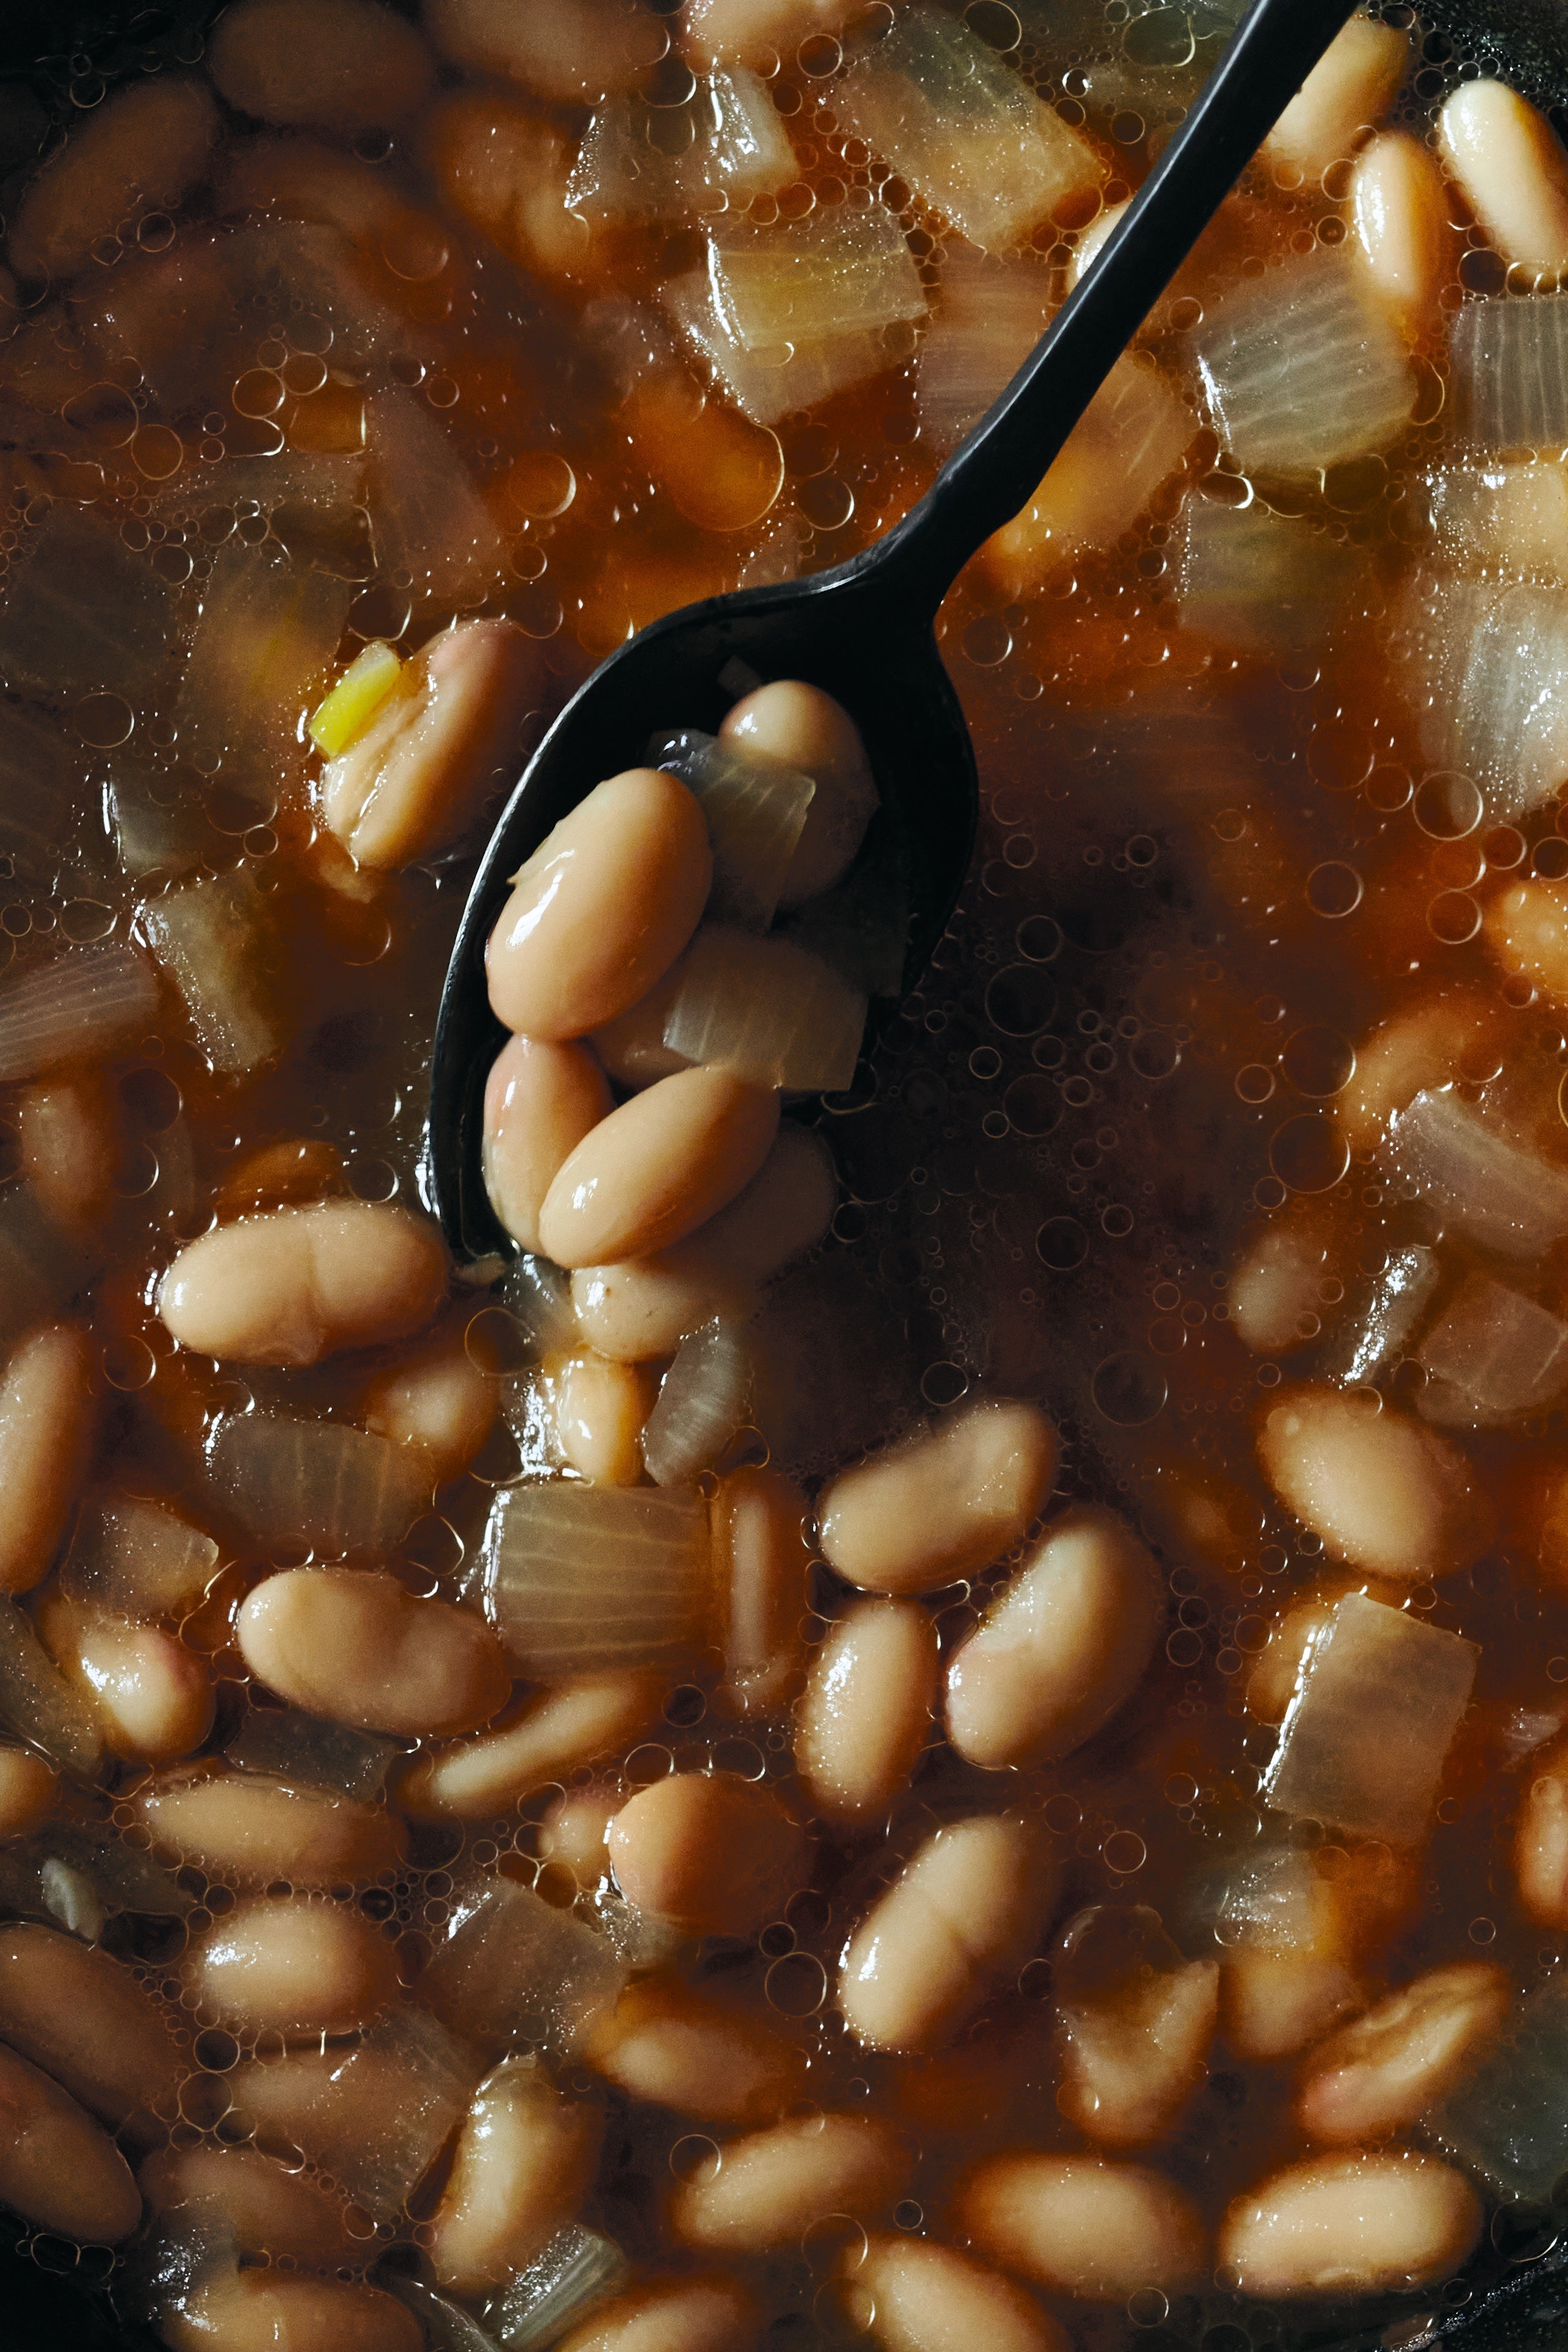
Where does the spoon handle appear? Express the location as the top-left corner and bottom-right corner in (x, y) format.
(861, 0), (1362, 614)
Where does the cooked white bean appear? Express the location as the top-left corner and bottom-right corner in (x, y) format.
(819, 1400), (1058, 1596)
(236, 1567), (512, 1736)
(548, 1348), (654, 1486)
(538, 1068), (780, 1270)
(1262, 14), (1408, 185)
(608, 1772), (809, 1938)
(795, 1599), (937, 1823)
(1296, 1962), (1508, 2144)
(585, 1977), (805, 2124)
(402, 1673), (660, 1821)
(210, 0), (434, 133)
(134, 1765), (406, 1886)
(682, 0), (861, 71)
(1223, 1948), (1366, 2063)
(1348, 130), (1451, 336)
(1486, 876), (1568, 1004)
(719, 680), (878, 902)
(161, 2273), (422, 2352)
(423, 89), (590, 283)
(0, 1746), (57, 1837)
(359, 1316), (497, 1482)
(1055, 1913), (1218, 2150)
(486, 770), (712, 1041)
(1439, 79), (1568, 281)
(189, 1893), (396, 2036)
(425, 0), (666, 102)
(839, 1816), (1048, 2053)
(40, 1595), (214, 1763)
(957, 2152), (1206, 2301)
(1228, 1226), (1329, 1354)
(9, 76), (219, 281)
(484, 1036), (612, 1257)
(431, 2054), (602, 2294)
(158, 1201), (448, 1366)
(1258, 1387), (1491, 1581)
(945, 1507), (1162, 1771)
(0, 2041), (140, 2241)
(0, 1324), (95, 1595)
(18, 1076), (119, 1235)
(841, 2234), (1068, 2352)
(554, 2275), (759, 2352)
(713, 1464), (812, 1717)
(1338, 991), (1502, 1153)
(1219, 2150), (1482, 2295)
(538, 1788), (619, 1884)
(670, 2113), (910, 2251)
(141, 2141), (356, 2263)
(0, 1922), (184, 2135)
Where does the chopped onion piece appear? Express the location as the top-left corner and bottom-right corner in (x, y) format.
(61, 1493), (219, 1622)
(918, 247), (1055, 452)
(421, 1871), (628, 2058)
(381, 2274), (499, 2352)
(175, 540), (351, 802)
(1391, 569), (1568, 821)
(0, 704), (87, 887)
(649, 728), (815, 930)
(234, 2008), (476, 2217)
(834, 5), (1104, 252)
(139, 867), (284, 1075)
(0, 943), (159, 1085)
(707, 199), (925, 353)
(1190, 248), (1416, 477)
(1177, 501), (1366, 652)
(499, 1253), (577, 1358)
(37, 1817), (195, 1919)
(203, 1413), (431, 1557)
(39, 1857), (106, 1943)
(568, 68), (794, 222)
(482, 1482), (712, 1676)
(1450, 292), (1568, 453)
(487, 2224), (629, 2352)
(1433, 1974), (1568, 2201)
(1340, 1244), (1441, 1384)
(366, 393), (507, 606)
(0, 1601), (101, 1778)
(106, 757), (224, 881)
(1415, 1273), (1568, 1427)
(1213, 1846), (1323, 1951)
(641, 1318), (754, 1486)
(0, 507), (178, 703)
(1262, 1593), (1477, 1845)
(1386, 1090), (1568, 1261)
(666, 267), (899, 428)
(662, 924), (866, 1092)
(225, 1701), (405, 1799)
(1428, 460), (1568, 582)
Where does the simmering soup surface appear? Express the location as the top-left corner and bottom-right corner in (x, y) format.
(1, 2), (1567, 2347)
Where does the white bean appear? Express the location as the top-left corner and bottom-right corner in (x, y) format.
(158, 1201), (448, 1367)
(1262, 15), (1408, 186)
(957, 2151), (1207, 2301)
(210, 0), (434, 134)
(841, 2234), (1068, 2352)
(1296, 1962), (1509, 2144)
(432, 2054), (601, 2295)
(795, 1599), (937, 1822)
(1258, 1387), (1491, 1581)
(670, 2113), (910, 2251)
(819, 1400), (1058, 1596)
(1219, 2150), (1481, 2295)
(0, 1325), (94, 1596)
(400, 1672), (661, 1820)
(839, 1816), (1049, 2053)
(1440, 79), (1568, 281)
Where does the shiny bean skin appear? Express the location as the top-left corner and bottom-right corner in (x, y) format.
(1296, 1964), (1509, 2144)
(161, 2273), (422, 2352)
(0, 1923), (184, 2135)
(839, 1816), (1049, 2053)
(1262, 14), (1407, 184)
(484, 1035), (612, 1256)
(1258, 1387), (1492, 1581)
(670, 2113), (910, 2252)
(209, 0), (434, 133)
(400, 1672), (661, 1820)
(40, 1596), (213, 1762)
(1337, 990), (1503, 1154)
(554, 2276), (759, 2352)
(0, 1324), (95, 1595)
(548, 1348), (655, 1485)
(607, 1772), (809, 1938)
(134, 1765), (405, 1886)
(1228, 1226), (1329, 1354)
(795, 1599), (937, 1823)
(841, 2234), (1068, 2352)
(486, 769), (712, 1041)
(1349, 130), (1452, 336)
(140, 2142), (358, 2264)
(9, 75), (219, 281)
(425, 0), (665, 102)
(189, 1894), (397, 2036)
(713, 1465), (812, 1717)
(1219, 2150), (1482, 2296)
(590, 971), (692, 1088)
(321, 619), (542, 868)
(538, 1068), (780, 1270)
(945, 1507), (1163, 1772)
(538, 1789), (620, 1885)
(719, 680), (878, 902)
(158, 1201), (448, 1366)
(1057, 1956), (1219, 2150)
(1223, 1949), (1366, 2064)
(0, 2042), (140, 2242)
(818, 1401), (1059, 1596)
(1439, 79), (1568, 280)
(19, 1076), (120, 1236)
(957, 2153), (1207, 2302)
(359, 1316), (497, 1482)
(0, 1746), (57, 1836)
(586, 1978), (806, 2124)
(432, 2055), (602, 2295)
(236, 1568), (512, 1737)
(1485, 875), (1568, 1004)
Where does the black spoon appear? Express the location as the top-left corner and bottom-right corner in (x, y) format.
(426, 0), (1359, 1266)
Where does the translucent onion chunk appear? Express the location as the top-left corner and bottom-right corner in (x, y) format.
(34, 1817), (194, 1920)
(917, 247), (1055, 452)
(366, 393), (507, 605)
(234, 2007), (477, 2216)
(106, 757), (225, 882)
(1434, 1974), (1568, 2201)
(40, 1858), (103, 1942)
(661, 925), (867, 1092)
(707, 199), (925, 353)
(225, 1701), (405, 1799)
(1177, 500), (1366, 652)
(138, 867), (284, 1075)
(382, 2275), (498, 2352)
(1190, 247), (1416, 477)
(0, 942), (160, 1085)
(1391, 570), (1568, 821)
(203, 1413), (432, 1557)
(1450, 292), (1568, 453)
(0, 507), (178, 703)
(666, 267), (900, 428)
(568, 68), (794, 222)
(641, 1317), (754, 1486)
(1211, 1845), (1324, 1952)
(1428, 460), (1568, 583)
(0, 1599), (101, 1777)
(1261, 1593), (1477, 1845)
(487, 2224), (629, 2352)
(649, 728), (815, 930)
(420, 1871), (627, 2058)
(834, 4), (1104, 252)
(1415, 1274), (1568, 1427)
(1340, 1244), (1441, 1384)
(60, 1493), (220, 1622)
(0, 704), (88, 887)
(482, 1482), (712, 1676)
(174, 540), (352, 801)
(1386, 1090), (1568, 1261)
